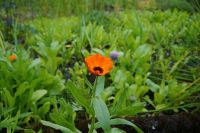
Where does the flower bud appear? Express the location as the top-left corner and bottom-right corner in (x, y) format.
(110, 50), (123, 61)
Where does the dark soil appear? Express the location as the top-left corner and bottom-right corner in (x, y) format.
(76, 112), (200, 133)
(119, 113), (200, 133)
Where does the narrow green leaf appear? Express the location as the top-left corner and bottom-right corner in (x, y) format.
(66, 81), (93, 114)
(146, 79), (160, 92)
(143, 96), (155, 108)
(92, 48), (105, 56)
(38, 102), (50, 117)
(95, 76), (105, 97)
(133, 44), (151, 59)
(110, 128), (126, 133)
(0, 117), (17, 128)
(95, 118), (143, 133)
(31, 90), (47, 103)
(40, 120), (74, 133)
(28, 58), (41, 69)
(92, 97), (111, 132)
(110, 118), (143, 133)
(0, 108), (15, 116)
(170, 52), (189, 74)
(0, 111), (20, 129)
(113, 102), (145, 116)
(111, 87), (127, 115)
(84, 75), (93, 90)
(3, 88), (15, 107)
(19, 112), (33, 119)
(15, 82), (30, 98)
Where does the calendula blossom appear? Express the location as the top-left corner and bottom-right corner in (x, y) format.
(84, 54), (113, 76)
(8, 54), (17, 61)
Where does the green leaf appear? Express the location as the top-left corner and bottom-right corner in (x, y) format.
(28, 58), (41, 70)
(92, 48), (105, 56)
(15, 82), (30, 98)
(66, 81), (93, 114)
(170, 52), (189, 74)
(49, 98), (76, 132)
(0, 108), (15, 116)
(31, 90), (47, 103)
(143, 96), (155, 108)
(95, 76), (105, 97)
(19, 112), (33, 119)
(0, 117), (17, 128)
(113, 102), (145, 116)
(92, 97), (111, 132)
(111, 87), (127, 115)
(3, 88), (15, 107)
(38, 102), (50, 117)
(110, 118), (143, 133)
(102, 86), (115, 100)
(0, 110), (20, 129)
(155, 104), (168, 110)
(114, 70), (125, 83)
(40, 120), (74, 133)
(146, 79), (160, 92)
(50, 112), (76, 132)
(110, 128), (126, 133)
(84, 75), (93, 90)
(133, 44), (151, 59)
(95, 118), (143, 133)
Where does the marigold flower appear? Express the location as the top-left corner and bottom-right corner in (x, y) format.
(84, 54), (113, 76)
(8, 54), (17, 61)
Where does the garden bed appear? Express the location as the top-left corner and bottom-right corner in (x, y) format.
(2, 112), (199, 133)
(75, 112), (200, 133)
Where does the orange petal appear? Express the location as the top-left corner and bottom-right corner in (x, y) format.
(8, 54), (17, 61)
(84, 54), (113, 76)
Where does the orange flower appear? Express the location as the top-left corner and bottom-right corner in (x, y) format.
(8, 54), (17, 61)
(84, 54), (113, 76)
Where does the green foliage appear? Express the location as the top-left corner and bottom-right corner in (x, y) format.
(0, 44), (75, 131)
(49, 98), (77, 132)
(92, 97), (111, 132)
(156, 0), (194, 12)
(40, 120), (75, 133)
(66, 81), (93, 114)
(0, 5), (200, 132)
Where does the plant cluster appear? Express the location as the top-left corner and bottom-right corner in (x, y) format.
(0, 9), (200, 133)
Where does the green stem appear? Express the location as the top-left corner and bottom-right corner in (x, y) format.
(88, 114), (95, 133)
(88, 76), (98, 133)
(92, 76), (98, 95)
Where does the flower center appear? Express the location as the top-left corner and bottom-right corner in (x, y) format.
(93, 66), (103, 75)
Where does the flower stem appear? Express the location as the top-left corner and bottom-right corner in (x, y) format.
(92, 76), (98, 95)
(88, 76), (98, 133)
(88, 114), (95, 133)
